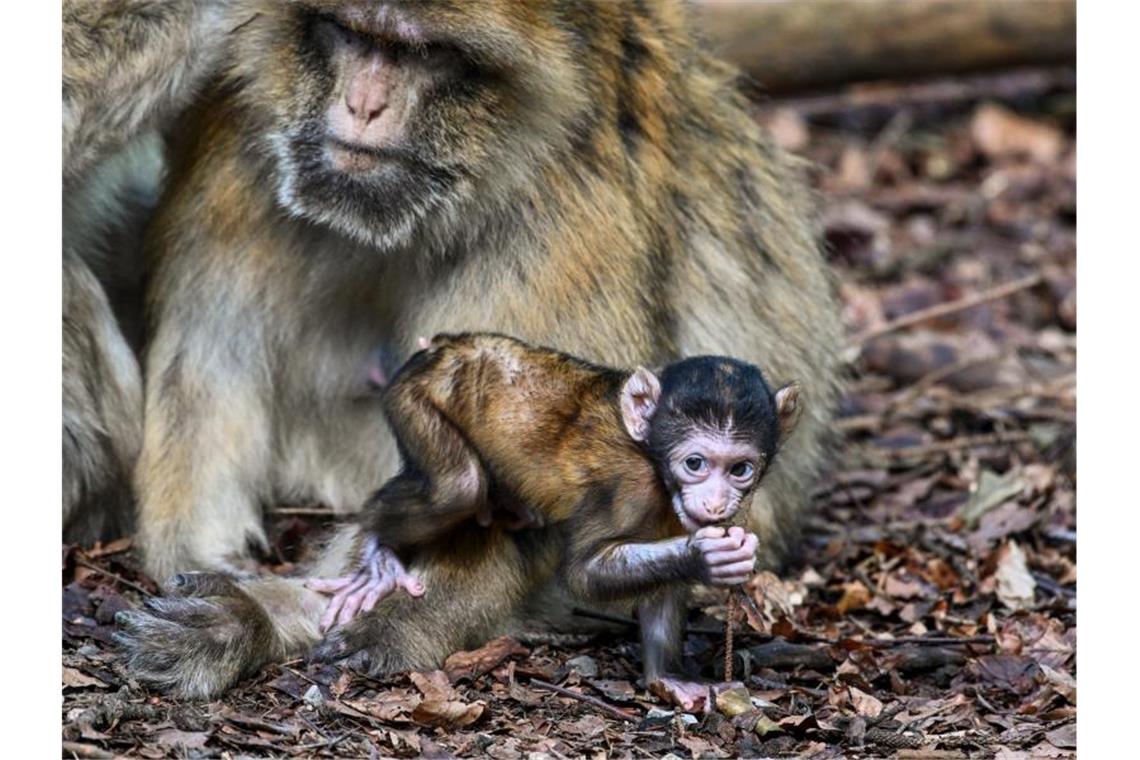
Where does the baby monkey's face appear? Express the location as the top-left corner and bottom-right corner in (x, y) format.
(665, 431), (765, 531)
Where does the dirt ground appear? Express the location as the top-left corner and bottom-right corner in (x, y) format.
(62, 66), (1076, 759)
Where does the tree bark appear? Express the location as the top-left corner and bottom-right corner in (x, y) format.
(695, 0), (1076, 93)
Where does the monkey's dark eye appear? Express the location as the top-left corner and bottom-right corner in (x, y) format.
(684, 456), (705, 473)
(730, 461), (755, 479)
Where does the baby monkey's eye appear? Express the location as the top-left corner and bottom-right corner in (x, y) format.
(684, 455), (706, 473)
(730, 461), (755, 479)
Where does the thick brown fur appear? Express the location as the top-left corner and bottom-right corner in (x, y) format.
(120, 333), (777, 697)
(120, 0), (844, 697)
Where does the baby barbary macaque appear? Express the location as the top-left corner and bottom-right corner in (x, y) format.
(310, 332), (801, 710)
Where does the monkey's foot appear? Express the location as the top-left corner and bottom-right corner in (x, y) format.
(306, 541), (424, 631)
(649, 677), (714, 713)
(310, 613), (437, 676)
(114, 573), (271, 699)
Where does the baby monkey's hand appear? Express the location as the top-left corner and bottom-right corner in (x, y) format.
(306, 536), (424, 631)
(688, 525), (759, 585)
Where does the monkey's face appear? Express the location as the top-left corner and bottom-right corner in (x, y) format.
(240, 1), (588, 251)
(665, 431), (764, 532)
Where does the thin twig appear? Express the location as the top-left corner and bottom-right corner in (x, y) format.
(73, 557), (154, 597)
(851, 273), (1042, 345)
(572, 606), (724, 636)
(724, 591), (738, 681)
(529, 678), (637, 722)
(862, 635), (994, 648)
(874, 431), (1031, 459)
(62, 742), (114, 759)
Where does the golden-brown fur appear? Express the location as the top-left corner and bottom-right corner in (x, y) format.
(118, 0), (844, 698)
(136, 0), (842, 579)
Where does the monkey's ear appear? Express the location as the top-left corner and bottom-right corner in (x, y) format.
(774, 382), (803, 444)
(621, 367), (662, 442)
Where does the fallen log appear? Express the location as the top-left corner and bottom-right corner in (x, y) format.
(696, 0), (1075, 93)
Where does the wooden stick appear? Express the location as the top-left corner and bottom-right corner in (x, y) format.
(529, 678), (637, 722)
(724, 591), (738, 682)
(851, 273), (1042, 345)
(73, 557), (154, 597)
(875, 431), (1031, 459)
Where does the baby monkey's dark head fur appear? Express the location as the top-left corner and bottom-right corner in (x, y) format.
(621, 357), (801, 533)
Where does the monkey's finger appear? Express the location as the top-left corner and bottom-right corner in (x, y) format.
(725, 526), (747, 547)
(708, 559), (755, 580)
(693, 526), (728, 540)
(397, 573), (426, 598)
(321, 575), (369, 630)
(337, 577), (389, 626)
(306, 576), (357, 594)
(704, 546), (756, 566)
(696, 536), (745, 554)
(359, 584), (387, 614)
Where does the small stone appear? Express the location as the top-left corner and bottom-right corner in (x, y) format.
(302, 684), (325, 708)
(646, 708), (675, 720)
(714, 685), (752, 717)
(565, 655), (598, 678)
(679, 713), (700, 726)
(753, 714), (783, 737)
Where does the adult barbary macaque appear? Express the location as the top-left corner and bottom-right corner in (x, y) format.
(119, 334), (801, 709)
(136, 0), (843, 584)
(63, 0), (242, 543)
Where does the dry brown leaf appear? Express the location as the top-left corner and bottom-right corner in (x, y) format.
(836, 580), (872, 614)
(994, 541), (1036, 611)
(761, 108), (809, 151)
(443, 636), (528, 682)
(849, 687), (883, 719)
(62, 666), (107, 690)
(412, 698), (485, 729)
(153, 729), (210, 749)
(971, 103), (1063, 164)
(409, 670), (455, 702)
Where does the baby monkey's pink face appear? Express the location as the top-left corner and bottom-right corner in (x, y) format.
(666, 432), (764, 531)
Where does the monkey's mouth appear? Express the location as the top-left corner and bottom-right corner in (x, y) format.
(325, 138), (403, 174)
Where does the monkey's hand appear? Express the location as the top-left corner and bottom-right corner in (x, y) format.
(687, 526), (759, 585)
(114, 573), (274, 699)
(306, 538), (425, 631)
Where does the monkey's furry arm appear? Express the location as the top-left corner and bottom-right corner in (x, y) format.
(576, 538), (698, 600)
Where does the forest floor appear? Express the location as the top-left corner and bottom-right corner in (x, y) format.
(63, 67), (1076, 759)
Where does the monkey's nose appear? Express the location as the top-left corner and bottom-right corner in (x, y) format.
(705, 501), (727, 517)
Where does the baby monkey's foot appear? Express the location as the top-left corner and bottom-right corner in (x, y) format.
(306, 537), (424, 631)
(650, 677), (714, 713)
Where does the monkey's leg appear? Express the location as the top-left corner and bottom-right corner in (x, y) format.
(382, 377), (488, 519)
(63, 252), (141, 544)
(117, 526), (367, 698)
(311, 527), (539, 675)
(115, 571), (327, 699)
(638, 586), (712, 713)
(135, 318), (274, 580)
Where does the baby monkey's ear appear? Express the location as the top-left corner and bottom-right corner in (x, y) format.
(621, 367), (662, 442)
(774, 382), (803, 444)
